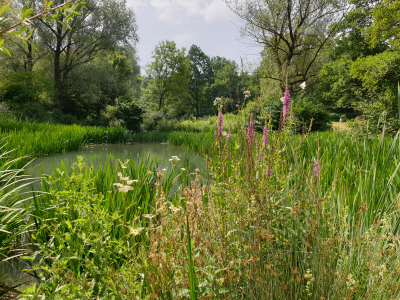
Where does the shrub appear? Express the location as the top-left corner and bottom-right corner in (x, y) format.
(292, 95), (331, 131)
(114, 99), (143, 132)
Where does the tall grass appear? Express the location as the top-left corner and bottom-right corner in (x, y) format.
(0, 120), (129, 168)
(0, 147), (36, 297)
(3, 106), (398, 298)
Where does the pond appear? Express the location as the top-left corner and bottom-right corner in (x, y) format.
(26, 142), (206, 178)
(1, 142), (206, 288)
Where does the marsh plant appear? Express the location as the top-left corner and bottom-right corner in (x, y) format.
(13, 89), (400, 299)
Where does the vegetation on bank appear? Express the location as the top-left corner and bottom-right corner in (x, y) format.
(0, 112), (399, 298)
(0, 119), (129, 169)
(2, 0), (400, 298)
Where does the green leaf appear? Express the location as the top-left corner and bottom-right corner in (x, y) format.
(186, 215), (198, 300)
(20, 4), (28, 20)
(398, 82), (400, 121)
(65, 14), (73, 22)
(0, 3), (11, 16)
(46, 1), (54, 9)
(0, 39), (3, 46)
(0, 45), (11, 57)
(69, 10), (82, 16)
(11, 25), (29, 36)
(25, 29), (35, 40)
(23, 8), (34, 18)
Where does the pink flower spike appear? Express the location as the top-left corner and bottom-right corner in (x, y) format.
(314, 160), (321, 178)
(218, 112), (224, 136)
(263, 125), (269, 147)
(283, 90), (290, 121)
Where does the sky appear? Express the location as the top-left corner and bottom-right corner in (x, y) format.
(126, 0), (261, 73)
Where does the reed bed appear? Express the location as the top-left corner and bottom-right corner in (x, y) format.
(0, 121), (129, 168)
(12, 119), (400, 299)
(1, 114), (400, 298)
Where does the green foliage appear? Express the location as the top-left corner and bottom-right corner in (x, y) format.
(319, 0), (400, 131)
(187, 45), (212, 118)
(0, 71), (55, 106)
(0, 0), (85, 56)
(292, 95), (332, 131)
(142, 40), (190, 113)
(114, 98), (143, 132)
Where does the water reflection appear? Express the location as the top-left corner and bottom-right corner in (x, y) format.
(26, 143), (206, 178)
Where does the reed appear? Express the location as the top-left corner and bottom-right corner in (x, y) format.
(0, 121), (129, 168)
(3, 113), (400, 298)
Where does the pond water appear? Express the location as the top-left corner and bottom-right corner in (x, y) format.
(1, 142), (206, 288)
(25, 142), (206, 178)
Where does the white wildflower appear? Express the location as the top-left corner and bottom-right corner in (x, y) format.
(128, 226), (144, 236)
(300, 81), (306, 90)
(214, 97), (222, 106)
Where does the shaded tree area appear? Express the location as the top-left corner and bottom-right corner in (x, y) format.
(0, 0), (142, 129)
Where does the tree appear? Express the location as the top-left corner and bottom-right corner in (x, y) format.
(187, 45), (212, 118)
(319, 0), (400, 126)
(206, 57), (240, 113)
(142, 40), (190, 112)
(34, 0), (138, 113)
(225, 0), (347, 95)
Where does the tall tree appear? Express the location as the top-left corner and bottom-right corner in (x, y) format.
(225, 0), (347, 94)
(319, 0), (399, 124)
(143, 40), (190, 112)
(187, 45), (212, 118)
(35, 0), (138, 113)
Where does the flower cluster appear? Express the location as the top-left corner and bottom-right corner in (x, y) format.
(214, 97), (222, 106)
(283, 90), (290, 121)
(243, 90), (251, 99)
(247, 121), (254, 145)
(218, 112), (223, 136)
(314, 160), (321, 178)
(168, 156), (181, 162)
(263, 125), (269, 147)
(113, 172), (138, 192)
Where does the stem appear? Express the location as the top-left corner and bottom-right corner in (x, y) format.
(0, 0), (79, 35)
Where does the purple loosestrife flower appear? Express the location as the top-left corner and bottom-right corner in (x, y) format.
(218, 112), (223, 136)
(283, 90), (290, 121)
(258, 149), (263, 163)
(247, 121), (254, 145)
(314, 160), (321, 178)
(263, 125), (269, 147)
(227, 130), (231, 141)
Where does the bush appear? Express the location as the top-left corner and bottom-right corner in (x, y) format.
(14, 102), (50, 122)
(114, 100), (143, 132)
(340, 114), (347, 122)
(292, 95), (331, 131)
(245, 98), (282, 132)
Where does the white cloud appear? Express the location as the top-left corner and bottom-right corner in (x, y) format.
(149, 0), (232, 24)
(201, 0), (231, 23)
(126, 0), (148, 10)
(174, 33), (195, 47)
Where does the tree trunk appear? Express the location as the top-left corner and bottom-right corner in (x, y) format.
(54, 26), (64, 111)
